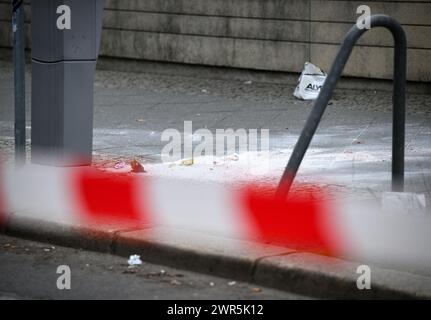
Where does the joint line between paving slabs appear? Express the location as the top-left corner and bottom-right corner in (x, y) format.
(109, 225), (153, 254)
(250, 250), (300, 281)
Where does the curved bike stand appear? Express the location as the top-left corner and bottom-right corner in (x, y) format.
(277, 15), (407, 198)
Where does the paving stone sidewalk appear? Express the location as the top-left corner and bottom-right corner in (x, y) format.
(1, 61), (431, 200)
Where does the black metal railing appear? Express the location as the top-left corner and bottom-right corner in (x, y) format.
(277, 15), (407, 198)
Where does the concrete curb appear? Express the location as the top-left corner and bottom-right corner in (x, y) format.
(2, 211), (431, 299)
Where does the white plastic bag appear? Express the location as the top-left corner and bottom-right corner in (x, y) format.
(293, 62), (327, 100)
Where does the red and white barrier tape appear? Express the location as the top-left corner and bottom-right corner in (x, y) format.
(1, 164), (431, 268)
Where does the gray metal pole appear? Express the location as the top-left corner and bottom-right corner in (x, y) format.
(12, 0), (26, 166)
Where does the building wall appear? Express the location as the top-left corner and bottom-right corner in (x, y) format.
(1, 0), (430, 82)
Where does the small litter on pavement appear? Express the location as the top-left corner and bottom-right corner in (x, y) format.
(114, 161), (126, 170)
(226, 153), (240, 161)
(228, 281), (236, 286)
(170, 279), (182, 286)
(127, 254), (143, 266)
(180, 158), (194, 166)
(131, 158), (146, 173)
(294, 62), (327, 100)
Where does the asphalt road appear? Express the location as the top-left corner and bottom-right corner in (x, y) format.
(0, 234), (308, 300)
